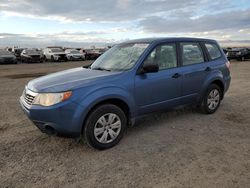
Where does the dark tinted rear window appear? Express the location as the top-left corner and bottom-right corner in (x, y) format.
(205, 43), (222, 60)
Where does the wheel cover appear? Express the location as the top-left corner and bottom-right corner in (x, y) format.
(94, 113), (121, 144)
(207, 89), (220, 110)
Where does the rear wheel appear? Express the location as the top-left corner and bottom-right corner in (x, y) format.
(84, 104), (127, 150)
(200, 84), (222, 114)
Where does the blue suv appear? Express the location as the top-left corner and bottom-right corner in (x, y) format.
(20, 38), (231, 149)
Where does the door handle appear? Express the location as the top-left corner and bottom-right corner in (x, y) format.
(172, 73), (181, 78)
(205, 67), (212, 71)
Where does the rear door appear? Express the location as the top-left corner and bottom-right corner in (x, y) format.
(177, 42), (209, 103)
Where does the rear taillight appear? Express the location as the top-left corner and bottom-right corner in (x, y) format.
(226, 61), (230, 70)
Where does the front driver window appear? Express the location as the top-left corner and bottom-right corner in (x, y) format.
(144, 43), (177, 70)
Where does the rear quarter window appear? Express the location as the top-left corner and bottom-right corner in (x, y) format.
(181, 43), (204, 66)
(205, 43), (222, 60)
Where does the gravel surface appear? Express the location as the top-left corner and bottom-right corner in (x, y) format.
(0, 60), (250, 188)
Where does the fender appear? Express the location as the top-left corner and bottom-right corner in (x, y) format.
(71, 86), (136, 133)
(198, 70), (225, 102)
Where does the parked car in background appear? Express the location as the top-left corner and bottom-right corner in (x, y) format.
(222, 48), (228, 54)
(43, 48), (67, 62)
(46, 46), (63, 50)
(226, 48), (250, 61)
(21, 49), (43, 63)
(84, 49), (102, 60)
(65, 49), (85, 61)
(12, 48), (26, 61)
(6, 47), (12, 52)
(0, 49), (17, 64)
(98, 48), (108, 54)
(20, 37), (231, 150)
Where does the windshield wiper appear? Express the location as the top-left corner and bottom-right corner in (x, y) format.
(92, 67), (111, 71)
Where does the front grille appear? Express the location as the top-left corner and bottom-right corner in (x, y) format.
(228, 51), (238, 56)
(22, 89), (37, 106)
(59, 54), (66, 58)
(24, 93), (35, 105)
(31, 55), (40, 59)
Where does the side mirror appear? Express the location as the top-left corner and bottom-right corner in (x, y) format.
(139, 62), (159, 74)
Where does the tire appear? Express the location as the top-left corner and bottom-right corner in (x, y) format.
(200, 84), (222, 114)
(84, 104), (127, 150)
(241, 56), (245, 61)
(44, 55), (47, 62)
(51, 56), (54, 62)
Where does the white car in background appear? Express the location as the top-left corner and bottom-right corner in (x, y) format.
(43, 48), (67, 62)
(65, 49), (85, 61)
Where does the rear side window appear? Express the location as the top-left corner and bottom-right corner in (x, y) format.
(181, 43), (204, 66)
(205, 43), (222, 60)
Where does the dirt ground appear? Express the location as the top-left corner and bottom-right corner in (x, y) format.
(0, 60), (250, 188)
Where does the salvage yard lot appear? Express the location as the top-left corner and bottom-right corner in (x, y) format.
(0, 60), (250, 187)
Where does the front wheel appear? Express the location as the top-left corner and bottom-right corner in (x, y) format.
(84, 104), (127, 150)
(200, 84), (222, 114)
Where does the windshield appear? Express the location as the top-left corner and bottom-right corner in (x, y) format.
(69, 50), (80, 54)
(51, 48), (64, 53)
(26, 49), (40, 54)
(90, 43), (149, 71)
(15, 49), (25, 53)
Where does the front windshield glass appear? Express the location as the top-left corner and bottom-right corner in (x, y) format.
(51, 48), (63, 53)
(90, 43), (149, 71)
(70, 50), (80, 54)
(26, 49), (40, 54)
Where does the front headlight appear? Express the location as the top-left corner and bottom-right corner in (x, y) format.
(33, 91), (72, 106)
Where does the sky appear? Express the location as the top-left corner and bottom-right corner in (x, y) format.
(0, 0), (250, 47)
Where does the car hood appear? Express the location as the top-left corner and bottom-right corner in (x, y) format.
(27, 67), (122, 93)
(0, 55), (15, 58)
(25, 53), (41, 56)
(52, 52), (66, 55)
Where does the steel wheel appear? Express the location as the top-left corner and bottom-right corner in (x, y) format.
(94, 113), (121, 144)
(84, 104), (127, 150)
(207, 89), (220, 110)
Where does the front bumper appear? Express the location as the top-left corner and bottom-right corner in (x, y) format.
(68, 56), (84, 60)
(227, 55), (242, 59)
(54, 56), (67, 61)
(0, 58), (17, 64)
(25, 58), (43, 63)
(19, 96), (82, 137)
